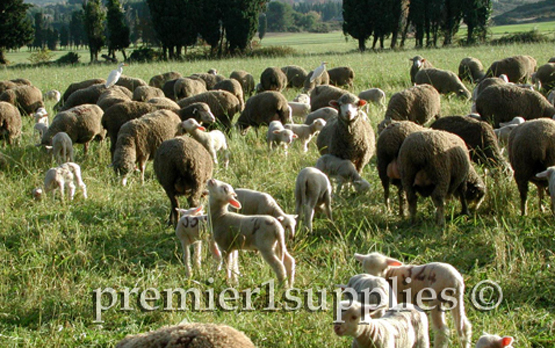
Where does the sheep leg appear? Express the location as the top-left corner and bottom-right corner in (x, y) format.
(406, 187), (418, 224)
(68, 181), (76, 201)
(223, 251), (235, 284)
(324, 192), (333, 221)
(138, 158), (147, 185)
(84, 142), (89, 155)
(69, 146), (74, 162)
(282, 250), (296, 288)
(516, 179), (528, 216)
(431, 307), (450, 348)
(538, 184), (545, 213)
(181, 239), (192, 278)
(457, 183), (470, 216)
(451, 299), (472, 348)
(260, 249), (287, 285)
(193, 241), (202, 270)
(382, 178), (390, 213)
(397, 185), (406, 217)
(431, 194), (446, 227)
(168, 193), (179, 227)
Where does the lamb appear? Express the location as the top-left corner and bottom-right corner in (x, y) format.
(46, 132), (74, 165)
(415, 68), (471, 99)
(0, 101), (22, 145)
(173, 77), (208, 101)
(112, 109), (181, 186)
(475, 334), (514, 348)
(485, 55), (537, 83)
(259, 66), (288, 92)
(304, 106), (338, 125)
(236, 91), (292, 133)
(179, 118), (228, 167)
(398, 130), (486, 226)
(230, 70), (255, 96)
(500, 116), (526, 127)
(336, 273), (396, 318)
(384, 85), (441, 125)
(475, 84), (555, 127)
(177, 90), (241, 131)
(294, 167), (333, 233)
(96, 87), (132, 111)
(316, 154), (370, 194)
(535, 166), (555, 213)
(531, 62), (555, 92)
(131, 85), (165, 102)
(153, 136), (213, 227)
(34, 123), (48, 139)
(458, 57), (485, 83)
(115, 323), (255, 348)
(284, 118), (326, 152)
(206, 178), (295, 287)
(293, 93), (310, 104)
(354, 252), (470, 348)
(0, 85), (44, 115)
(310, 85), (349, 111)
(287, 101), (311, 118)
(334, 301), (430, 348)
(213, 78), (245, 110)
(232, 188), (297, 239)
(38, 162), (87, 201)
(327, 66), (355, 88)
(189, 72), (225, 90)
(40, 104), (104, 154)
(43, 89), (61, 103)
(316, 93), (375, 173)
(410, 55), (433, 84)
(508, 118), (555, 215)
(148, 71), (182, 89)
(35, 107), (49, 126)
(358, 88), (386, 110)
(281, 65), (308, 88)
(266, 120), (297, 155)
(57, 78), (106, 109)
(303, 69), (330, 92)
(114, 75), (148, 92)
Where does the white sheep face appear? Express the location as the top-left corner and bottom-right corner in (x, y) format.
(354, 252), (403, 277)
(206, 179), (241, 209)
(475, 334), (513, 348)
(333, 301), (372, 338)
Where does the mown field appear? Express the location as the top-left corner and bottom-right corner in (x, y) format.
(0, 35), (554, 347)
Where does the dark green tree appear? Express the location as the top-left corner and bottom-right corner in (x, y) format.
(46, 28), (58, 51)
(197, 0), (224, 54)
(266, 1), (294, 32)
(69, 10), (86, 49)
(222, 0), (266, 53)
(441, 0), (463, 45)
(463, 0), (492, 44)
(106, 0), (130, 60)
(33, 12), (46, 49)
(83, 0), (106, 62)
(342, 0), (372, 51)
(258, 13), (267, 41)
(60, 25), (69, 48)
(0, 0), (34, 64)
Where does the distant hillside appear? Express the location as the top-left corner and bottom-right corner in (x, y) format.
(493, 0), (555, 24)
(491, 0), (541, 17)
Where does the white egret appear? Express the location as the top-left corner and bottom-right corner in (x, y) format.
(105, 62), (127, 88)
(310, 61), (327, 83)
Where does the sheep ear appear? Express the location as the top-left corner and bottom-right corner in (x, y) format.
(228, 197), (242, 209)
(354, 253), (366, 262)
(500, 336), (513, 347)
(386, 258), (403, 267)
(292, 134), (298, 138)
(194, 206), (203, 214)
(536, 170), (548, 178)
(329, 100), (339, 108)
(276, 216), (284, 222)
(198, 126), (206, 131)
(335, 284), (347, 290)
(358, 100), (367, 107)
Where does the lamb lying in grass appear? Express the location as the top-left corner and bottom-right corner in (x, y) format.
(475, 334), (514, 348)
(295, 167), (333, 233)
(267, 120), (297, 155)
(284, 118), (326, 152)
(179, 118), (229, 167)
(34, 162), (87, 201)
(315, 154), (370, 194)
(334, 301), (430, 348)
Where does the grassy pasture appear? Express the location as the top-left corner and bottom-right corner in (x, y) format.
(0, 37), (555, 347)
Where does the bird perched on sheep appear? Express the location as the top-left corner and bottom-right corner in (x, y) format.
(230, 70), (255, 96)
(415, 68), (471, 99)
(56, 78), (106, 110)
(131, 86), (165, 102)
(327, 66), (355, 88)
(295, 167), (333, 233)
(177, 90), (241, 132)
(532, 62), (555, 92)
(281, 65), (308, 88)
(315, 154), (370, 194)
(115, 323), (255, 348)
(0, 85), (44, 116)
(0, 101), (22, 145)
(285, 118), (326, 152)
(267, 120), (297, 155)
(310, 85), (349, 111)
(213, 78), (245, 110)
(409, 55), (433, 84)
(475, 334), (514, 348)
(485, 55), (537, 83)
(508, 118), (555, 215)
(458, 57), (485, 83)
(38, 162), (87, 201)
(304, 106), (338, 125)
(259, 66), (288, 93)
(384, 84), (441, 125)
(148, 71), (182, 89)
(179, 118), (228, 167)
(303, 68), (330, 93)
(154, 136), (214, 227)
(46, 132), (74, 165)
(358, 88), (386, 110)
(105, 63), (126, 88)
(40, 104), (104, 154)
(96, 87), (132, 111)
(476, 84), (555, 127)
(317, 93), (375, 173)
(236, 91), (291, 134)
(173, 77), (208, 101)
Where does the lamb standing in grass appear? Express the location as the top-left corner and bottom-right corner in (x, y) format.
(267, 120), (297, 155)
(38, 162), (87, 201)
(46, 132), (74, 165)
(475, 335), (514, 348)
(206, 178), (295, 287)
(284, 118), (326, 152)
(179, 118), (229, 167)
(315, 154), (370, 194)
(354, 252), (470, 348)
(358, 88), (386, 111)
(295, 167), (332, 232)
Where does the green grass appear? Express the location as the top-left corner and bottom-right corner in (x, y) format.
(1, 38), (555, 347)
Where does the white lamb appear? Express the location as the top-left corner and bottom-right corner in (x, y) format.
(179, 118), (229, 168)
(499, 116), (525, 127)
(536, 166), (555, 212)
(175, 206), (221, 277)
(267, 120), (297, 155)
(35, 162), (87, 201)
(46, 132), (74, 165)
(354, 252), (471, 348)
(34, 107), (49, 127)
(358, 88), (386, 111)
(475, 334), (514, 348)
(334, 301), (430, 348)
(233, 188), (297, 238)
(293, 93), (310, 104)
(294, 167), (332, 233)
(337, 273), (397, 318)
(206, 179), (295, 287)
(284, 118), (326, 152)
(315, 154), (370, 194)
(43, 89), (61, 103)
(34, 122), (48, 139)
(288, 101), (311, 118)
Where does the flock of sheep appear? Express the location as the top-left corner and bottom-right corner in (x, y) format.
(2, 53), (554, 347)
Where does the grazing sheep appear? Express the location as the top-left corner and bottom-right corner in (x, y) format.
(233, 188), (297, 239)
(40, 104), (104, 154)
(281, 65), (308, 88)
(162, 79), (180, 100)
(531, 63), (555, 92)
(131, 85), (164, 102)
(398, 130), (485, 226)
(476, 84), (555, 127)
(259, 66), (288, 92)
(334, 301), (430, 348)
(0, 85), (44, 115)
(40, 162), (87, 201)
(177, 102), (216, 124)
(58, 78), (106, 108)
(179, 118), (228, 167)
(303, 69), (330, 92)
(147, 97), (181, 110)
(189, 72), (225, 90)
(327, 66), (355, 88)
(475, 334), (514, 348)
(285, 118), (326, 152)
(310, 85), (348, 111)
(293, 93), (310, 104)
(112, 109), (181, 185)
(336, 273), (396, 318)
(384, 85), (441, 125)
(304, 106), (338, 125)
(486, 55), (537, 83)
(59, 83), (109, 111)
(358, 88), (386, 110)
(354, 252), (469, 348)
(154, 136), (214, 227)
(0, 80), (18, 94)
(315, 154), (370, 194)
(410, 55), (433, 84)
(494, 124), (519, 150)
(317, 93), (375, 173)
(267, 120), (297, 155)
(536, 166), (555, 212)
(43, 89), (61, 103)
(96, 87), (132, 111)
(508, 118), (555, 215)
(173, 77), (208, 101)
(287, 101), (311, 118)
(213, 78), (245, 110)
(149, 71), (182, 89)
(471, 75), (509, 101)
(115, 323), (255, 348)
(236, 91), (291, 134)
(230, 70), (255, 96)
(177, 90), (241, 131)
(114, 75), (148, 92)
(46, 132), (74, 165)
(415, 68), (471, 99)
(207, 178), (295, 287)
(294, 167), (333, 233)
(458, 57), (485, 83)
(0, 101), (22, 145)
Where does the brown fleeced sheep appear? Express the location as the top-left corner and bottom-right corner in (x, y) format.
(96, 86), (133, 111)
(384, 84), (441, 125)
(281, 65), (308, 88)
(112, 109), (181, 186)
(0, 101), (22, 145)
(147, 97), (181, 110)
(471, 75), (509, 101)
(303, 69), (330, 93)
(458, 57), (485, 83)
(327, 66), (355, 88)
(132, 85), (165, 102)
(154, 136), (214, 227)
(398, 130), (485, 226)
(310, 85), (349, 111)
(162, 79), (180, 100)
(213, 78), (245, 110)
(59, 83), (110, 111)
(409, 55), (433, 84)
(532, 63), (555, 92)
(260, 66), (288, 92)
(40, 104), (104, 154)
(115, 323), (255, 348)
(230, 70), (255, 96)
(508, 118), (555, 215)
(57, 78), (106, 109)
(177, 90), (241, 131)
(485, 55), (537, 83)
(415, 68), (471, 99)
(0, 80), (18, 94)
(189, 72), (225, 90)
(236, 91), (291, 133)
(148, 71), (182, 89)
(476, 84), (555, 127)
(173, 77), (208, 101)
(0, 85), (44, 115)
(114, 75), (147, 92)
